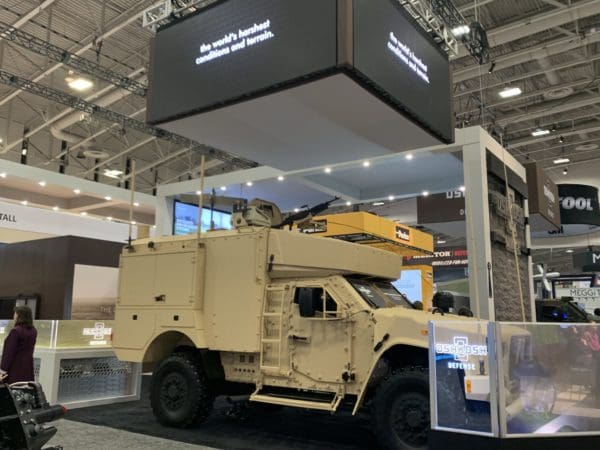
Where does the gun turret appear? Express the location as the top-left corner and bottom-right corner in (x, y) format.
(278, 197), (340, 229)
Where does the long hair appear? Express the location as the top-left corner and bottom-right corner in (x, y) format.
(14, 305), (33, 328)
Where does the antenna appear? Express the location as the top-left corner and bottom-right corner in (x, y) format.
(127, 159), (136, 249)
(196, 155), (206, 241)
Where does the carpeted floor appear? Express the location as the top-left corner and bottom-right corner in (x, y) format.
(65, 377), (377, 450)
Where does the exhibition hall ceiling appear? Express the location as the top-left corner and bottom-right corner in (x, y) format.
(0, 0), (598, 195)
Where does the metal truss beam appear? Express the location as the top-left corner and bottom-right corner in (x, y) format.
(0, 69), (257, 170)
(0, 22), (147, 96)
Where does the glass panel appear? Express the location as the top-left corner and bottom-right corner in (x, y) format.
(0, 320), (54, 349)
(497, 323), (600, 436)
(54, 320), (114, 349)
(431, 320), (494, 435)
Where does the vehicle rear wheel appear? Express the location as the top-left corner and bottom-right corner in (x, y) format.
(150, 352), (214, 428)
(372, 367), (430, 450)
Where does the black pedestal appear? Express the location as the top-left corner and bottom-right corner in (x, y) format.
(429, 429), (600, 450)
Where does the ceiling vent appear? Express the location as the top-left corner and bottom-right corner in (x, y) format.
(544, 86), (574, 100)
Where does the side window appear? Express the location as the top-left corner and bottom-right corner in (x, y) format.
(294, 287), (339, 318)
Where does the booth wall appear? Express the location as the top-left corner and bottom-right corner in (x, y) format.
(0, 236), (123, 319)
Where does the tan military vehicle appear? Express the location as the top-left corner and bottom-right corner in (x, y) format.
(113, 200), (473, 450)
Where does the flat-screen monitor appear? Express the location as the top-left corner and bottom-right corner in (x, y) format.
(392, 270), (423, 303)
(173, 200), (232, 235)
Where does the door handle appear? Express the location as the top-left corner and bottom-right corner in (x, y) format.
(290, 335), (310, 343)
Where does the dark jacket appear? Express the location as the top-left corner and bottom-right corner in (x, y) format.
(1, 325), (37, 384)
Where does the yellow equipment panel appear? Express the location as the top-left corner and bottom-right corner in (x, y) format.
(301, 212), (433, 256)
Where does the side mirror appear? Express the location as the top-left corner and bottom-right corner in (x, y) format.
(298, 289), (317, 318)
(594, 308), (600, 317)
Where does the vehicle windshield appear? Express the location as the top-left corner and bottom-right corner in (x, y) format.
(347, 278), (414, 309)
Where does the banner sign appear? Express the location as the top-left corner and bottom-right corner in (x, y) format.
(558, 184), (600, 226)
(417, 190), (466, 224)
(573, 252), (600, 272)
(404, 247), (468, 268)
(525, 163), (560, 231)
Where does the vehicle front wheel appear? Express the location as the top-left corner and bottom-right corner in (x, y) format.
(372, 367), (430, 450)
(150, 352), (214, 428)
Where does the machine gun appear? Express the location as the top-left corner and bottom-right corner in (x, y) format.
(278, 197), (340, 230)
(0, 382), (65, 450)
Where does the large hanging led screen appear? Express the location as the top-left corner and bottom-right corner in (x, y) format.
(352, 0), (453, 143)
(147, 0), (338, 124)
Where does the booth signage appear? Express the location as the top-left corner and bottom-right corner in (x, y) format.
(417, 191), (466, 224)
(395, 225), (411, 242)
(404, 247), (468, 268)
(525, 163), (560, 231)
(435, 336), (487, 371)
(555, 287), (600, 314)
(573, 252), (600, 272)
(557, 184), (600, 226)
(0, 213), (16, 224)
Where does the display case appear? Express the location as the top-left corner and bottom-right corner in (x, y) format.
(429, 320), (600, 448)
(0, 320), (141, 409)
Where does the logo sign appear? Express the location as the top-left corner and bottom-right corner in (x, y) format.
(417, 192), (466, 224)
(0, 213), (17, 224)
(82, 322), (112, 346)
(573, 252), (600, 272)
(395, 225), (411, 242)
(435, 336), (487, 371)
(557, 184), (600, 226)
(555, 287), (600, 315)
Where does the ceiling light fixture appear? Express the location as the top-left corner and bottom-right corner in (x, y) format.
(20, 200), (28, 206)
(104, 169), (124, 179)
(346, 201), (352, 206)
(451, 25), (470, 37)
(563, 167), (568, 175)
(422, 191), (430, 197)
(104, 196), (112, 201)
(558, 136), (565, 143)
(0, 172), (6, 178)
(80, 212), (87, 216)
(65, 74), (94, 92)
(532, 128), (551, 137)
(73, 188), (81, 194)
(324, 167), (332, 174)
(553, 157), (570, 164)
(220, 186), (227, 191)
(133, 202), (140, 207)
(196, 190), (202, 195)
(437, 240), (447, 245)
(294, 208), (300, 213)
(388, 195), (395, 201)
(246, 181), (253, 187)
(372, 202), (385, 206)
(131, 221), (137, 225)
(405, 154), (414, 161)
(566, 249), (574, 254)
(107, 216), (113, 221)
(363, 161), (371, 168)
(459, 186), (466, 192)
(499, 87), (522, 99)
(52, 206), (59, 211)
(38, 181), (46, 187)
(277, 176), (285, 182)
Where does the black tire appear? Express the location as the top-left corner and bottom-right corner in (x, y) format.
(372, 367), (430, 450)
(150, 352), (214, 428)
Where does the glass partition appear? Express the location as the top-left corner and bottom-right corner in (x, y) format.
(0, 320), (113, 350)
(429, 320), (496, 436)
(431, 320), (600, 439)
(496, 322), (600, 437)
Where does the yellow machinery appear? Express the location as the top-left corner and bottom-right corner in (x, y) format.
(298, 212), (435, 309)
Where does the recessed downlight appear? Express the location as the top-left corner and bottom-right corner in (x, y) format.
(0, 172), (6, 178)
(20, 200), (28, 206)
(80, 212), (87, 216)
(363, 161), (371, 168)
(133, 202), (140, 207)
(38, 181), (47, 187)
(52, 206), (59, 211)
(422, 191), (430, 197)
(277, 176), (285, 182)
(246, 181), (253, 187)
(73, 188), (81, 195)
(104, 196), (112, 201)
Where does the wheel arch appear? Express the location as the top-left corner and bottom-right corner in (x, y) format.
(353, 343), (429, 415)
(142, 330), (197, 371)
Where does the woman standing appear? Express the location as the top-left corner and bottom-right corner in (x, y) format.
(0, 306), (37, 384)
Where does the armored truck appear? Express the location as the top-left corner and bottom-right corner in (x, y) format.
(113, 203), (474, 450)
